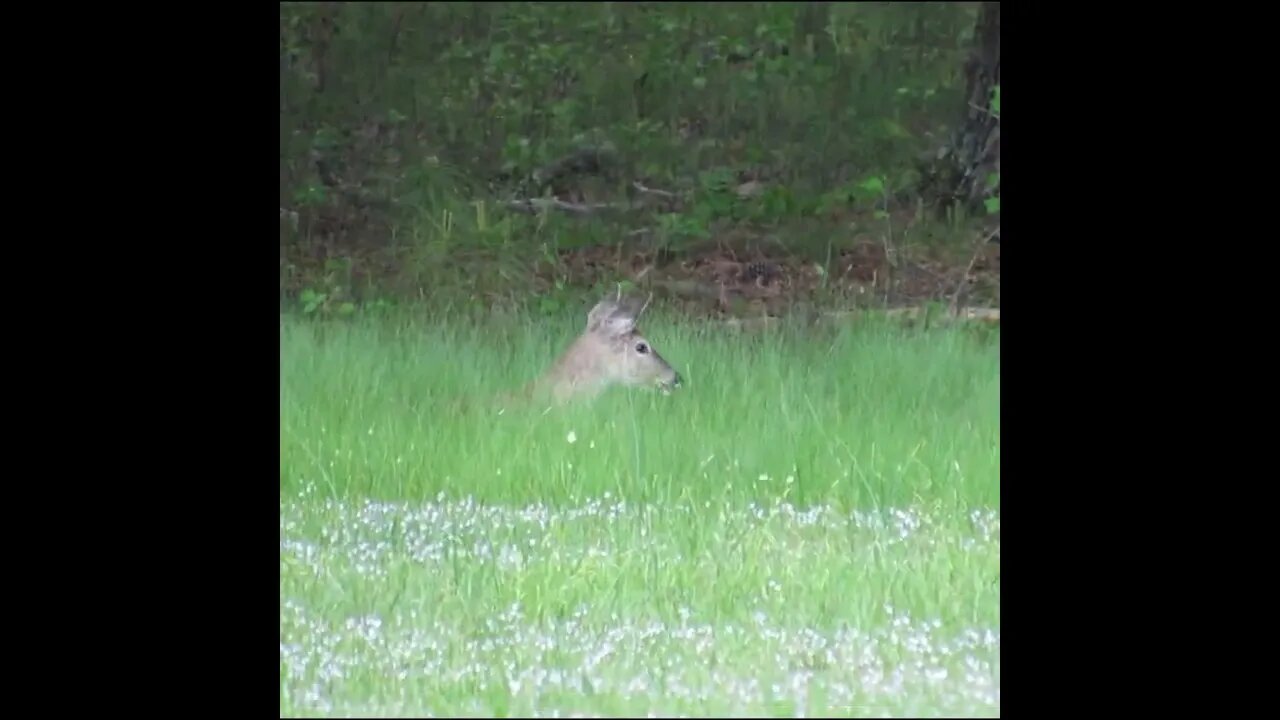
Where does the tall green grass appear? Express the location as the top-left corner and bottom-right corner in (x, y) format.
(281, 307), (998, 508)
(280, 306), (1000, 716)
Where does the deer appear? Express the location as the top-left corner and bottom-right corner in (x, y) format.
(500, 291), (683, 411)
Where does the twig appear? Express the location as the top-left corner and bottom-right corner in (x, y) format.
(632, 181), (680, 199)
(637, 291), (653, 318)
(968, 101), (1001, 120)
(948, 232), (997, 314)
(876, 184), (896, 306)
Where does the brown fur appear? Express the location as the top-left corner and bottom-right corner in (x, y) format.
(502, 293), (682, 410)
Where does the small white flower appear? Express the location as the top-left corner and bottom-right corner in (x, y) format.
(567, 431), (577, 444)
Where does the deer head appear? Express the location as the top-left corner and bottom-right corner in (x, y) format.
(536, 292), (683, 404)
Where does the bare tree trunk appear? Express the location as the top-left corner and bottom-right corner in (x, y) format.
(922, 2), (1000, 217)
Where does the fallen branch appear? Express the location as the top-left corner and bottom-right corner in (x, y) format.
(719, 306), (1000, 332)
(503, 198), (630, 216)
(883, 306), (999, 324)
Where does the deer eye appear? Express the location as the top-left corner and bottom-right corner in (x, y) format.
(635, 342), (649, 354)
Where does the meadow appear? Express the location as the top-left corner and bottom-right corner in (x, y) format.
(280, 304), (1000, 716)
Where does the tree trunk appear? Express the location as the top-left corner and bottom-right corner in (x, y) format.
(923, 2), (1000, 218)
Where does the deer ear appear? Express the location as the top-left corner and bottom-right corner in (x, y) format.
(586, 299), (636, 337)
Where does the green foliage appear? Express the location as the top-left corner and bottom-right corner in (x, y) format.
(280, 2), (988, 299)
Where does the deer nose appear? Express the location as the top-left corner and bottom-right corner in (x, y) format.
(672, 372), (683, 387)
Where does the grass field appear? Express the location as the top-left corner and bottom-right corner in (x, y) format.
(280, 305), (1000, 717)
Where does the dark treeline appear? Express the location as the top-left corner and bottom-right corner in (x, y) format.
(280, 2), (999, 313)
